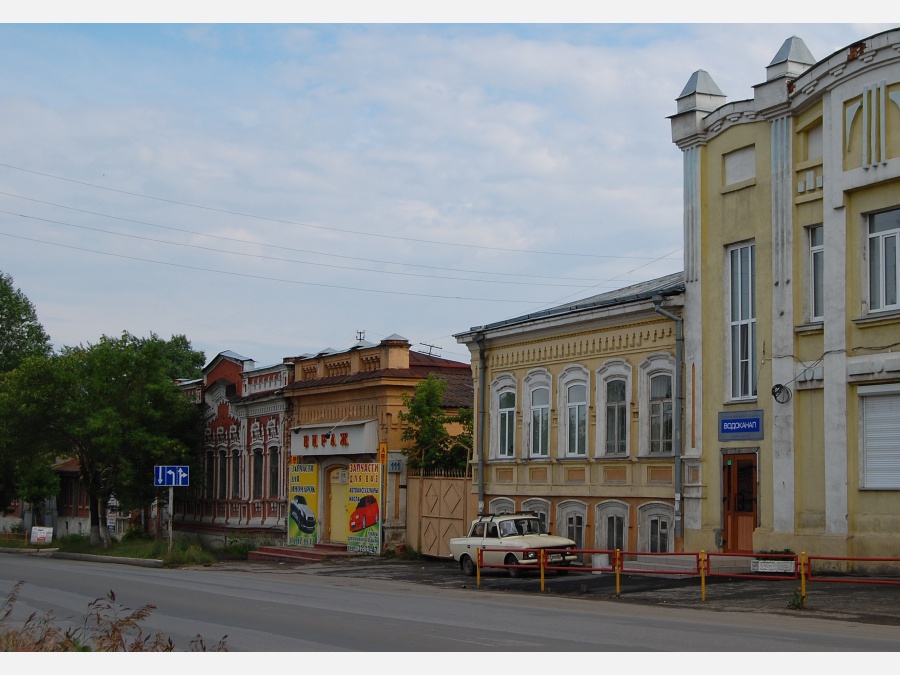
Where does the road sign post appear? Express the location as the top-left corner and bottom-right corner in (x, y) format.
(154, 466), (190, 555)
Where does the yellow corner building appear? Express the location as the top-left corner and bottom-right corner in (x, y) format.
(670, 28), (900, 557)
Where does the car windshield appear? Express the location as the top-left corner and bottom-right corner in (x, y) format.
(498, 518), (545, 537)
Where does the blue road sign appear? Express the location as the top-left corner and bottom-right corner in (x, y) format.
(154, 465), (190, 487)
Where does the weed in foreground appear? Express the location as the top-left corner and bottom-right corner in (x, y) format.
(0, 581), (227, 651)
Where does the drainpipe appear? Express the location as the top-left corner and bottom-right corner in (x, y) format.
(474, 332), (486, 515)
(652, 295), (684, 547)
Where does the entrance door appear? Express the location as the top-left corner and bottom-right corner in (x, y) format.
(327, 468), (349, 544)
(722, 454), (757, 553)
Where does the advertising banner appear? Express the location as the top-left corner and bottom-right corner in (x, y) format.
(30, 526), (53, 545)
(347, 462), (381, 555)
(288, 458), (318, 547)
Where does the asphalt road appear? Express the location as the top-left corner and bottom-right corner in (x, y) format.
(2, 551), (900, 652)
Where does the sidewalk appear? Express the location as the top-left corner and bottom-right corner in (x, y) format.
(211, 554), (900, 627)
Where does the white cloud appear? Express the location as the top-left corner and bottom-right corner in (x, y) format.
(0, 23), (894, 366)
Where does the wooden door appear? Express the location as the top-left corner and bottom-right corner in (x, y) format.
(327, 468), (349, 544)
(722, 454), (756, 553)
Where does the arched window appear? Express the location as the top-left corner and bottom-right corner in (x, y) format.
(523, 370), (551, 459)
(217, 449), (227, 499)
(650, 374), (673, 454)
(522, 498), (550, 531)
(204, 450), (214, 498)
(490, 374), (517, 460)
(566, 384), (587, 456)
(639, 354), (676, 456)
(231, 449), (242, 499)
(638, 502), (674, 552)
(606, 380), (627, 454)
(596, 501), (629, 552)
(252, 450), (264, 500)
(597, 359), (632, 458)
(268, 447), (281, 498)
(558, 365), (589, 458)
(556, 500), (587, 553)
(489, 497), (515, 515)
(499, 391), (516, 458)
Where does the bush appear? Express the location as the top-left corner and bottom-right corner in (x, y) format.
(121, 527), (153, 543)
(221, 538), (256, 559)
(152, 539), (216, 567)
(0, 581), (227, 651)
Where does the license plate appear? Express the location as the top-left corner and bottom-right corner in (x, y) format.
(549, 554), (562, 562)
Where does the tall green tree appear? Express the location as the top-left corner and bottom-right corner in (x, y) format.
(0, 272), (52, 374)
(398, 374), (471, 472)
(0, 272), (54, 513)
(0, 332), (205, 544)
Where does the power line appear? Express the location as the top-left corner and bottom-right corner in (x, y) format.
(0, 189), (665, 284)
(0, 162), (679, 260)
(0, 231), (553, 304)
(0, 209), (601, 289)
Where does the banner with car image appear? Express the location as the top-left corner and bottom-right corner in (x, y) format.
(347, 462), (381, 555)
(288, 458), (318, 546)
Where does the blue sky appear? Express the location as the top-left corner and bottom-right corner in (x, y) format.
(0, 19), (894, 369)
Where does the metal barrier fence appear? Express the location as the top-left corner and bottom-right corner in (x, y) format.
(0, 531), (27, 543)
(471, 547), (900, 606)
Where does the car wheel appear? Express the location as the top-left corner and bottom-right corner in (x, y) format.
(505, 554), (523, 578)
(460, 555), (476, 577)
(362, 516), (367, 530)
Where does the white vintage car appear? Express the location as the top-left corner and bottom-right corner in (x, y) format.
(449, 513), (578, 577)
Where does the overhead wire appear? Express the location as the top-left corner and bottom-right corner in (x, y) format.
(0, 209), (600, 289)
(0, 231), (552, 304)
(0, 162), (679, 260)
(0, 189), (631, 284)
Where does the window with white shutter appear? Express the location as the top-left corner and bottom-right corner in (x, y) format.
(862, 389), (900, 489)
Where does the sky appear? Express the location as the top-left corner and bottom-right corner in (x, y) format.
(0, 9), (895, 371)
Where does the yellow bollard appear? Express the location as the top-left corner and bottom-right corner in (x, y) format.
(615, 548), (621, 598)
(476, 548), (481, 589)
(800, 551), (807, 607)
(700, 550), (707, 603)
(540, 549), (546, 593)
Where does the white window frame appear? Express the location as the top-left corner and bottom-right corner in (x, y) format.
(638, 502), (674, 553)
(809, 224), (824, 322)
(217, 448), (228, 499)
(522, 498), (550, 531)
(597, 360), (632, 458)
(867, 207), (900, 313)
(231, 448), (242, 499)
(489, 497), (515, 515)
(727, 241), (757, 400)
(268, 446), (281, 498)
(252, 449), (264, 500)
(638, 353), (676, 457)
(649, 373), (673, 455)
(524, 369), (552, 459)
(596, 500), (629, 552)
(558, 365), (589, 458)
(859, 383), (900, 489)
(490, 374), (518, 460)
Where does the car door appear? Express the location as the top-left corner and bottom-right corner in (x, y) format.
(481, 522), (503, 565)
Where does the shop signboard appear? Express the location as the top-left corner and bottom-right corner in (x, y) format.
(347, 462), (381, 555)
(288, 458), (319, 547)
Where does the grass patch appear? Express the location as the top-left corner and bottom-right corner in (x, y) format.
(55, 532), (217, 567)
(3, 527), (255, 567)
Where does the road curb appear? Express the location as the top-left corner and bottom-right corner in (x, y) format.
(47, 551), (165, 568)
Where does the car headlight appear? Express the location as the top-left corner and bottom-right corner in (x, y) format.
(523, 551), (537, 560)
